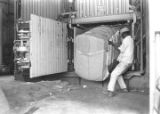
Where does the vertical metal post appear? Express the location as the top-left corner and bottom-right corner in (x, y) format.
(0, 8), (3, 65)
(140, 0), (144, 73)
(145, 0), (149, 77)
(74, 26), (81, 85)
(67, 22), (74, 72)
(14, 0), (18, 77)
(131, 13), (136, 70)
(131, 13), (136, 39)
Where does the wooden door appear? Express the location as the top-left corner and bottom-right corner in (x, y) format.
(30, 14), (68, 78)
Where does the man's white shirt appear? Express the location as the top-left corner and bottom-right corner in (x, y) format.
(117, 36), (134, 64)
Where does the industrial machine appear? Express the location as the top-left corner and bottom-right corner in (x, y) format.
(14, 0), (145, 82)
(14, 21), (30, 71)
(13, 20), (30, 80)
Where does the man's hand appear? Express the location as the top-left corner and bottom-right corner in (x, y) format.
(108, 40), (120, 51)
(108, 41), (113, 45)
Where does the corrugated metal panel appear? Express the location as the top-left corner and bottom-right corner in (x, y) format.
(75, 0), (130, 18)
(21, 0), (65, 21)
(0, 0), (8, 14)
(30, 14), (68, 78)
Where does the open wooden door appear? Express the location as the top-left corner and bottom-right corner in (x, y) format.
(30, 14), (68, 78)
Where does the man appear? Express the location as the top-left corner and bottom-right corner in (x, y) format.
(106, 27), (134, 97)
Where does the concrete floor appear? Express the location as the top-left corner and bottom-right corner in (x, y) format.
(0, 75), (149, 114)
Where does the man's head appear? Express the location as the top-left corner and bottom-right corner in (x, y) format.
(120, 27), (130, 38)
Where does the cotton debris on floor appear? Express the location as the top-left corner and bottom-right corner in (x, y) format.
(0, 80), (80, 113)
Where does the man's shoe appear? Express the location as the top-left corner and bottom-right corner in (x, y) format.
(103, 90), (115, 97)
(107, 91), (115, 97)
(119, 88), (129, 93)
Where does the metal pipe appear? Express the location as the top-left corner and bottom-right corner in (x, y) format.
(125, 1), (144, 78)
(71, 13), (135, 24)
(76, 24), (87, 30)
(132, 13), (136, 39)
(131, 13), (136, 71)
(67, 24), (74, 72)
(61, 11), (77, 16)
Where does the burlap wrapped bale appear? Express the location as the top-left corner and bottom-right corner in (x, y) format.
(74, 25), (120, 81)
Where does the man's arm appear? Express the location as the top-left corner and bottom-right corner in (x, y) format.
(108, 41), (120, 52)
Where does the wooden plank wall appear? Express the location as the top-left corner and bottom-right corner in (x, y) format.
(30, 14), (68, 78)
(75, 0), (130, 18)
